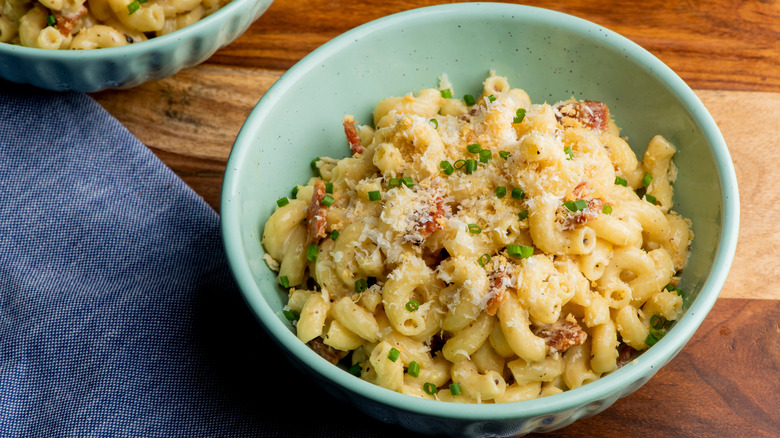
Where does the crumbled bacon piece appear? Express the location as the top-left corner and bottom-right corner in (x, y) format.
(343, 115), (364, 155)
(616, 344), (637, 368)
(307, 180), (328, 243)
(416, 191), (445, 240)
(485, 271), (509, 316)
(558, 182), (605, 230)
(554, 100), (610, 132)
(532, 316), (587, 354)
(308, 337), (346, 365)
(54, 6), (87, 37)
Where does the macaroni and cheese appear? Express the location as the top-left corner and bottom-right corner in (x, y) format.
(0, 0), (229, 49)
(262, 72), (693, 403)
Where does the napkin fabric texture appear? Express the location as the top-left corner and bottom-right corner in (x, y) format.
(0, 83), (410, 437)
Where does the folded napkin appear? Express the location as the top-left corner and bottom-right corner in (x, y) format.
(0, 83), (410, 437)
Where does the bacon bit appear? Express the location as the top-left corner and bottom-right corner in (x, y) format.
(53, 7), (87, 37)
(306, 180), (328, 243)
(308, 337), (347, 365)
(343, 115), (364, 155)
(558, 182), (605, 230)
(417, 191), (445, 240)
(532, 316), (587, 354)
(616, 343), (637, 368)
(554, 100), (610, 132)
(485, 272), (508, 316)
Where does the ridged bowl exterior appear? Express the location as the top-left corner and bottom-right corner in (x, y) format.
(221, 3), (739, 436)
(0, 0), (273, 92)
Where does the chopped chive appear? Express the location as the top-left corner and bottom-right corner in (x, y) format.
(440, 160), (454, 175)
(321, 194), (335, 206)
(127, 0), (140, 14)
(454, 159), (466, 169)
(423, 382), (438, 395)
(276, 197), (289, 207)
(467, 223), (482, 234)
(429, 118), (438, 129)
(495, 186), (507, 198)
(291, 186), (300, 198)
(479, 149), (492, 163)
(279, 276), (290, 288)
(306, 244), (318, 262)
(478, 253), (491, 267)
(368, 190), (381, 201)
(518, 210), (529, 220)
(449, 382), (462, 396)
(324, 182), (333, 194)
(511, 187), (525, 200)
(46, 14), (56, 26)
(407, 361), (420, 378)
(355, 278), (368, 292)
(650, 314), (664, 330)
(507, 244), (534, 259)
(463, 94), (476, 106)
(348, 363), (362, 376)
(401, 177), (414, 188)
(466, 143), (482, 154)
(387, 347), (401, 362)
(405, 300), (420, 312)
(499, 151), (511, 160)
(615, 176), (628, 186)
(645, 194), (658, 204)
(603, 204), (613, 214)
(388, 178), (402, 188)
(330, 229), (340, 240)
(440, 89), (453, 99)
(513, 108), (526, 124)
(310, 158), (321, 176)
(282, 309), (300, 321)
(464, 159), (477, 174)
(564, 146), (574, 160)
(642, 172), (653, 187)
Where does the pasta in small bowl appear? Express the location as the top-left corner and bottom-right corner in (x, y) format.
(221, 3), (739, 437)
(0, 0), (273, 91)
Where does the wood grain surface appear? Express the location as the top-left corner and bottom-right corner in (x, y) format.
(90, 0), (780, 436)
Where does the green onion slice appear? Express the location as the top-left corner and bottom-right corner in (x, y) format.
(463, 94), (476, 106)
(440, 160), (454, 175)
(644, 332), (659, 347)
(564, 146), (574, 160)
(324, 182), (333, 193)
(405, 300), (420, 312)
(348, 363), (362, 377)
(479, 149), (492, 163)
(291, 186), (300, 198)
(127, 0), (140, 14)
(642, 172), (653, 187)
(46, 14), (56, 26)
(321, 194), (335, 206)
(467, 223), (482, 234)
(495, 186), (506, 198)
(511, 188), (525, 200)
(306, 244), (318, 262)
(603, 205), (613, 214)
(282, 309), (300, 321)
(478, 253), (491, 267)
(423, 382), (438, 395)
(310, 158), (321, 176)
(488, 94), (497, 102)
(513, 108), (526, 124)
(276, 197), (289, 207)
(464, 159), (477, 174)
(388, 347), (401, 362)
(615, 176), (628, 186)
(466, 143), (482, 154)
(440, 89), (453, 99)
(564, 199), (588, 212)
(368, 190), (381, 201)
(401, 177), (414, 187)
(430, 118), (439, 129)
(499, 151), (511, 160)
(355, 278), (368, 293)
(330, 229), (340, 240)
(518, 210), (529, 220)
(407, 361), (420, 378)
(279, 276), (290, 288)
(507, 244), (534, 259)
(454, 159), (466, 169)
(449, 383), (462, 396)
(645, 194), (658, 204)
(650, 314), (664, 329)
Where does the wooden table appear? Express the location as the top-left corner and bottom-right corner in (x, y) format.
(92, 1), (779, 436)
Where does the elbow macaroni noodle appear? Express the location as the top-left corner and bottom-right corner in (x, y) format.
(0, 0), (229, 48)
(262, 72), (694, 403)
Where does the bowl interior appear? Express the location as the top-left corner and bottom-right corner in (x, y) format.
(222, 2), (738, 424)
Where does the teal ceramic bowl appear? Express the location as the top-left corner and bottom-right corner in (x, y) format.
(221, 3), (739, 436)
(0, 0), (273, 92)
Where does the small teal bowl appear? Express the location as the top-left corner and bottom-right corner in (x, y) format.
(221, 3), (739, 436)
(0, 0), (273, 92)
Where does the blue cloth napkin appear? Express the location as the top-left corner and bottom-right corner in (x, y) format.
(0, 83), (413, 437)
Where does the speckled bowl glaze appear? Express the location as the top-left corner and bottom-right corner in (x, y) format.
(221, 3), (739, 437)
(0, 0), (273, 92)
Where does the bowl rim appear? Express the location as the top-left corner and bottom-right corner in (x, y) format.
(222, 2), (740, 421)
(0, 0), (272, 58)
